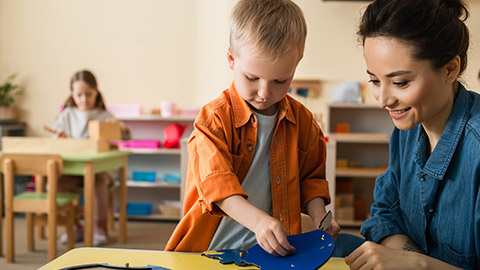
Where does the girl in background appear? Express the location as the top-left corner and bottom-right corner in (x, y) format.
(53, 69), (130, 246)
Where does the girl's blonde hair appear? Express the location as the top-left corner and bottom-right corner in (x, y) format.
(64, 69), (106, 109)
(230, 0), (307, 61)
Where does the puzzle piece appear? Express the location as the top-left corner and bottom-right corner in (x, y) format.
(203, 230), (335, 270)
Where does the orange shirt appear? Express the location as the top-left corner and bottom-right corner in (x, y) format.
(165, 82), (330, 252)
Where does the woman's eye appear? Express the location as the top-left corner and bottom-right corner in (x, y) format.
(274, 79), (287, 84)
(246, 75), (258, 82)
(393, 81), (410, 87)
(368, 79), (380, 85)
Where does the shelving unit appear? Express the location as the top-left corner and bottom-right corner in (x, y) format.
(116, 114), (196, 220)
(325, 103), (394, 226)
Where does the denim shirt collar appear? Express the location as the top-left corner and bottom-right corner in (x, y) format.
(414, 83), (472, 180)
(228, 81), (296, 128)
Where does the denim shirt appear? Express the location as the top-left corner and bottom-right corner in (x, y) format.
(360, 84), (480, 269)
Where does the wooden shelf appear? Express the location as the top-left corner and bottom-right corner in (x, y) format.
(330, 133), (390, 143)
(127, 148), (181, 155)
(336, 167), (386, 178)
(127, 180), (180, 188)
(337, 219), (365, 227)
(117, 115), (196, 121)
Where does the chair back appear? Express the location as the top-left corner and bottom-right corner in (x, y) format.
(1, 154), (64, 211)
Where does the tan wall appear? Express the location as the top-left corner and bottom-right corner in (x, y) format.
(1, 0), (480, 136)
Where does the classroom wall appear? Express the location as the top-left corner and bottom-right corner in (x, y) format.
(1, 0), (480, 136)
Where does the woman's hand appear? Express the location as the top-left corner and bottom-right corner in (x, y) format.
(346, 241), (418, 270)
(253, 214), (296, 256)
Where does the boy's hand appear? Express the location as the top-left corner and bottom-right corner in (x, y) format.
(253, 214), (296, 256)
(215, 195), (295, 257)
(325, 217), (341, 240)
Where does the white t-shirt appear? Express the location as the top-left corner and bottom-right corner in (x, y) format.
(53, 106), (128, 139)
(208, 110), (278, 250)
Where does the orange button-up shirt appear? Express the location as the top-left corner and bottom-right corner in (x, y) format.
(165, 82), (330, 252)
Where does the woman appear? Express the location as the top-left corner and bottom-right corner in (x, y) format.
(344, 0), (479, 269)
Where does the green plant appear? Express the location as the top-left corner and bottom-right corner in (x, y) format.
(0, 73), (20, 106)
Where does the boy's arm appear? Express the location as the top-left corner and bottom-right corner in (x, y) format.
(215, 195), (296, 256)
(305, 197), (340, 239)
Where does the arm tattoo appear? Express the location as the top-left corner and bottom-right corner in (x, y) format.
(402, 238), (423, 254)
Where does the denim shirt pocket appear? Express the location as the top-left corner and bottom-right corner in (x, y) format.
(439, 242), (476, 269)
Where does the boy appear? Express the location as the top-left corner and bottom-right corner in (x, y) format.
(165, 0), (339, 256)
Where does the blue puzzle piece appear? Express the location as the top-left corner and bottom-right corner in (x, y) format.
(202, 249), (256, 266)
(203, 229), (335, 270)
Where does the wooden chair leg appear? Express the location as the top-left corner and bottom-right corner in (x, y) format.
(26, 213), (35, 251)
(6, 210), (14, 262)
(0, 173), (3, 257)
(36, 174), (46, 240)
(47, 212), (57, 262)
(66, 206), (75, 250)
(107, 188), (115, 233)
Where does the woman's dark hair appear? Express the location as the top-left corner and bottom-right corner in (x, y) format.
(64, 69), (106, 109)
(358, 0), (470, 75)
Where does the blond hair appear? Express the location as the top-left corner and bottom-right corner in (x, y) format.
(230, 0), (307, 61)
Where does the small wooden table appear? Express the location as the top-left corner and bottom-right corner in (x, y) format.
(39, 247), (350, 269)
(60, 151), (130, 247)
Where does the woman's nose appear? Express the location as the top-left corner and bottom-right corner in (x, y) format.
(376, 85), (396, 108)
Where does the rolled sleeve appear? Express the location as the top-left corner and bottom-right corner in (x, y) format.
(197, 171), (247, 215)
(190, 117), (248, 216)
(300, 119), (330, 209)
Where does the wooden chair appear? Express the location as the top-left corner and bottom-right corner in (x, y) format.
(1, 154), (78, 262)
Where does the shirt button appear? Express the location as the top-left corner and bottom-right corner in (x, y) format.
(276, 176), (280, 184)
(248, 145), (253, 151)
(429, 208), (434, 213)
(419, 177), (425, 182)
(250, 116), (254, 124)
(279, 213), (283, 221)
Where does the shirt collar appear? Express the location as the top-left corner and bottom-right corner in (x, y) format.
(228, 81), (296, 128)
(415, 83), (472, 179)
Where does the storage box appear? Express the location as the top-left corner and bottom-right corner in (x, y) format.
(2, 137), (109, 153)
(117, 140), (161, 149)
(160, 173), (181, 184)
(88, 121), (121, 141)
(127, 202), (152, 216)
(107, 104), (142, 118)
(132, 171), (157, 182)
(158, 200), (181, 217)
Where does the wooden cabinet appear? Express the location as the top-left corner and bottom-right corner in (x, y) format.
(117, 115), (195, 220)
(325, 103), (394, 226)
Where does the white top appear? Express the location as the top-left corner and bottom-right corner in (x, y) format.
(53, 106), (128, 139)
(208, 110), (278, 250)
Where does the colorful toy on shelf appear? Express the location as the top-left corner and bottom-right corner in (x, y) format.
(133, 171), (157, 182)
(116, 139), (161, 150)
(163, 124), (186, 148)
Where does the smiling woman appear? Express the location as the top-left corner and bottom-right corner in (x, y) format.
(334, 0), (480, 269)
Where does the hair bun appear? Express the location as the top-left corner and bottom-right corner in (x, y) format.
(439, 0), (469, 21)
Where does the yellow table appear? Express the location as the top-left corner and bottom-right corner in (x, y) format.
(39, 247), (350, 269)
(61, 151), (130, 247)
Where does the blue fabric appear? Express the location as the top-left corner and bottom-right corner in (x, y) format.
(332, 233), (365, 258)
(360, 84), (480, 269)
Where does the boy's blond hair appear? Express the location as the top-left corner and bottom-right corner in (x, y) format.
(230, 0), (307, 61)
